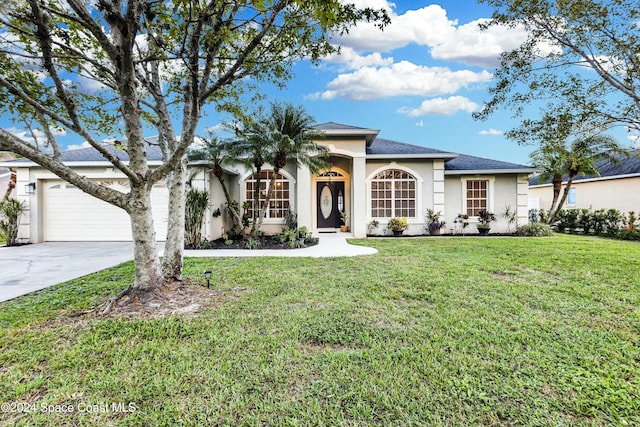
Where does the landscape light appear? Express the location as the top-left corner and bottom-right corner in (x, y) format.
(203, 269), (212, 288)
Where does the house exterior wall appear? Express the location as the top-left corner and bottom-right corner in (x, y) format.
(444, 174), (525, 234)
(365, 160), (434, 236)
(16, 166), (141, 243)
(529, 176), (640, 214)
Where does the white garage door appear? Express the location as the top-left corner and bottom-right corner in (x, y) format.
(44, 180), (169, 241)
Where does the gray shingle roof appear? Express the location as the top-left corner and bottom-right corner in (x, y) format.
(314, 122), (377, 132)
(7, 141), (164, 163)
(529, 149), (640, 185)
(445, 153), (535, 172)
(367, 138), (456, 156)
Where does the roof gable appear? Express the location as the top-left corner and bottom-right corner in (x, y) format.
(367, 138), (457, 158)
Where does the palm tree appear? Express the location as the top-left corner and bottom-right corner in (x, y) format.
(531, 134), (625, 223)
(187, 135), (245, 236)
(240, 102), (328, 237)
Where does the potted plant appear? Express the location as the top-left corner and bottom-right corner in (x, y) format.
(387, 217), (408, 237)
(477, 210), (496, 236)
(425, 208), (446, 236)
(340, 210), (349, 232)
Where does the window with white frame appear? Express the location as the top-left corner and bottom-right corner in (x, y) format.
(245, 171), (290, 219)
(371, 169), (417, 218)
(465, 179), (489, 216)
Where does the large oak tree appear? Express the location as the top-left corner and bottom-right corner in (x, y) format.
(475, 0), (640, 143)
(0, 0), (388, 298)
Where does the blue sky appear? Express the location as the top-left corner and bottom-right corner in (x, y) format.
(260, 0), (535, 164)
(4, 1), (636, 165)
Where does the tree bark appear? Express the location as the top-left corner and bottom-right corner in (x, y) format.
(255, 171), (279, 235)
(162, 156), (187, 281)
(548, 175), (576, 224)
(128, 182), (164, 291)
(214, 172), (244, 236)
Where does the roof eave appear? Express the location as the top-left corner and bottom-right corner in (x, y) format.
(445, 168), (537, 175)
(367, 153), (459, 160)
(0, 160), (164, 168)
(530, 172), (640, 187)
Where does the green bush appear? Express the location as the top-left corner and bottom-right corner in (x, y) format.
(617, 228), (640, 241)
(0, 198), (26, 246)
(577, 208), (594, 235)
(516, 222), (553, 237)
(555, 209), (579, 233)
(185, 188), (210, 245)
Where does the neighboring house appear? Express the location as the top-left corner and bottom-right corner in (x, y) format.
(529, 149), (640, 213)
(0, 122), (534, 242)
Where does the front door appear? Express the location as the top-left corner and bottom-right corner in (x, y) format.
(317, 181), (345, 228)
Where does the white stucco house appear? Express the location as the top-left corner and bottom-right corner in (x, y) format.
(1, 122), (534, 242)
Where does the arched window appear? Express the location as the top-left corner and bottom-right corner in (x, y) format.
(245, 171), (290, 219)
(371, 169), (417, 218)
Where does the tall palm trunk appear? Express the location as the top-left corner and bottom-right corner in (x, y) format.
(213, 169), (244, 236)
(255, 171), (280, 235)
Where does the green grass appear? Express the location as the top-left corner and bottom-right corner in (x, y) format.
(1, 234), (639, 426)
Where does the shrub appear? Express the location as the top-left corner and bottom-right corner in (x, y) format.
(555, 209), (579, 233)
(617, 228), (640, 241)
(0, 198), (27, 246)
(577, 209), (594, 235)
(603, 208), (624, 236)
(184, 188), (210, 246)
(516, 222), (553, 237)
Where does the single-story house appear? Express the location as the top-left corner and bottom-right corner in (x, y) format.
(529, 149), (640, 213)
(1, 122), (534, 242)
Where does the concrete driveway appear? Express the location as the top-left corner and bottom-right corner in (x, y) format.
(0, 242), (134, 303)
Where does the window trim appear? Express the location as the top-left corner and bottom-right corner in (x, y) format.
(366, 165), (422, 220)
(461, 177), (495, 219)
(241, 169), (295, 223)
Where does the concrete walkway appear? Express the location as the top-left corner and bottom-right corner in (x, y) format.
(178, 232), (378, 258)
(0, 235), (376, 303)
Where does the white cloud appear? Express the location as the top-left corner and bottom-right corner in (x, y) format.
(415, 120), (424, 127)
(332, 4), (456, 52)
(628, 133), (640, 147)
(430, 18), (529, 68)
(8, 126), (67, 146)
(479, 128), (504, 136)
(67, 141), (92, 151)
(315, 61), (492, 101)
(397, 96), (479, 117)
(331, 3), (527, 68)
(323, 46), (394, 70)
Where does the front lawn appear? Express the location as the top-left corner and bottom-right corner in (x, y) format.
(1, 235), (639, 425)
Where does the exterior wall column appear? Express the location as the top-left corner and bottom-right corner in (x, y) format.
(16, 168), (34, 242)
(433, 160), (445, 215)
(297, 164), (312, 230)
(517, 174), (530, 225)
(352, 156), (367, 238)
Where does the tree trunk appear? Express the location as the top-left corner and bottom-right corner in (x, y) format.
(547, 174), (563, 224)
(548, 175), (575, 224)
(255, 172), (279, 236)
(128, 183), (164, 291)
(162, 156), (187, 281)
(215, 173), (243, 236)
(249, 167), (263, 238)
